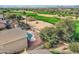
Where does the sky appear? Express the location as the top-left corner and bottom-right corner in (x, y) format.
(0, 0), (79, 5)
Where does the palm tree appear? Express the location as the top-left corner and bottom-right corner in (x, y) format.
(2, 10), (6, 20)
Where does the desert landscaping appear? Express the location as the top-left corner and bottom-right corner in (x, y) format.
(0, 8), (79, 54)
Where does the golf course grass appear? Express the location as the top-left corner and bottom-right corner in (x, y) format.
(26, 13), (61, 24)
(75, 21), (79, 33)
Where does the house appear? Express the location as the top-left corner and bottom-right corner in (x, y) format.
(0, 14), (6, 29)
(0, 19), (5, 29)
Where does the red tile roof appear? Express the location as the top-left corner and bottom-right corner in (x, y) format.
(0, 20), (5, 29)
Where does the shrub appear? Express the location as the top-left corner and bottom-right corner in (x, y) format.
(55, 19), (75, 42)
(69, 42), (79, 53)
(40, 19), (76, 48)
(50, 50), (61, 54)
(44, 42), (51, 49)
(40, 27), (55, 42)
(40, 27), (59, 48)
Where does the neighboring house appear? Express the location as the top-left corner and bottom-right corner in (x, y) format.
(0, 14), (5, 29)
(0, 19), (6, 29)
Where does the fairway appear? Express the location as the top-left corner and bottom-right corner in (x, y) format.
(75, 21), (79, 33)
(26, 13), (61, 24)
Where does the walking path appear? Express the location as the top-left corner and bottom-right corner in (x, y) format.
(27, 45), (51, 54)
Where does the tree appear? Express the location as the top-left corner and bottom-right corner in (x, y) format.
(55, 19), (75, 42)
(2, 10), (7, 20)
(40, 27), (59, 48)
(8, 14), (16, 19)
(40, 19), (76, 48)
(23, 11), (26, 15)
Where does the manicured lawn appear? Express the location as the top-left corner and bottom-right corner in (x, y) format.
(26, 13), (61, 24)
(15, 12), (23, 16)
(38, 11), (50, 14)
(74, 21), (79, 41)
(36, 11), (72, 16)
(75, 21), (79, 33)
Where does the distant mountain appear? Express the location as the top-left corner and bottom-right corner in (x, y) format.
(0, 5), (79, 8)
